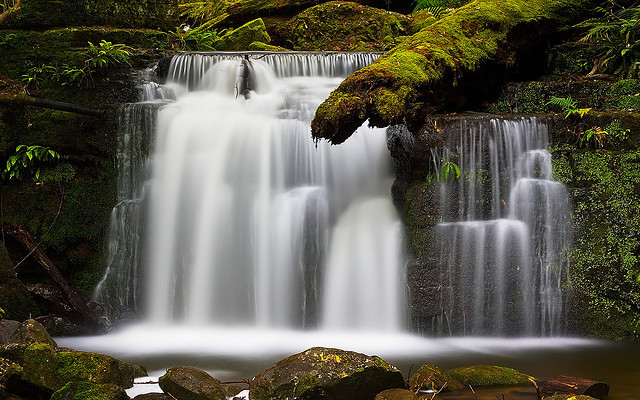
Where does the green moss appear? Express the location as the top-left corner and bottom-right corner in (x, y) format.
(212, 18), (271, 51)
(55, 351), (135, 389)
(248, 41), (290, 51)
(51, 381), (129, 400)
(312, 0), (593, 143)
(552, 148), (640, 338)
(447, 365), (534, 386)
(22, 343), (58, 391)
(277, 1), (410, 51)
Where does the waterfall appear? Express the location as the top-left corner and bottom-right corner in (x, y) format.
(95, 52), (405, 331)
(431, 117), (572, 336)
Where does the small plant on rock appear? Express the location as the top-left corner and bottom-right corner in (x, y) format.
(85, 40), (132, 71)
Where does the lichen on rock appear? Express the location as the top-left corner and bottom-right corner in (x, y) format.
(249, 347), (405, 400)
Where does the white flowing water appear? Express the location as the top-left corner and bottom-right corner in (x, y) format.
(431, 118), (572, 336)
(95, 52), (405, 331)
(71, 54), (640, 400)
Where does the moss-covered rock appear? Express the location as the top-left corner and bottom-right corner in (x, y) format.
(311, 0), (597, 144)
(212, 18), (271, 51)
(248, 41), (290, 51)
(6, 0), (178, 30)
(158, 366), (226, 400)
(22, 343), (136, 392)
(50, 380), (130, 400)
(544, 396), (600, 400)
(10, 319), (57, 348)
(0, 357), (23, 387)
(408, 363), (463, 392)
(250, 347), (405, 400)
(273, 1), (410, 51)
(447, 365), (534, 386)
(551, 143), (640, 338)
(21, 343), (58, 391)
(180, 0), (412, 29)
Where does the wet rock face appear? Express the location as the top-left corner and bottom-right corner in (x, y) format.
(158, 366), (227, 400)
(250, 347), (406, 400)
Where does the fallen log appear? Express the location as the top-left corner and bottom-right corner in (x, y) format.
(4, 225), (104, 332)
(541, 375), (609, 400)
(310, 0), (602, 144)
(0, 94), (105, 118)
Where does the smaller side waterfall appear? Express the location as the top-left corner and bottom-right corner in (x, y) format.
(430, 117), (571, 336)
(93, 103), (158, 321)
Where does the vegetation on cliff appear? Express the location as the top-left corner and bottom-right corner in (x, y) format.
(310, 0), (599, 144)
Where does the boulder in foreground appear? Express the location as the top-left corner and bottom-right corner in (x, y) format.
(250, 347), (405, 400)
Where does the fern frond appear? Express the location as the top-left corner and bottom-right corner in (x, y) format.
(547, 96), (577, 110)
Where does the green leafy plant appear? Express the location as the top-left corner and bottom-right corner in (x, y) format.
(170, 25), (223, 51)
(577, 4), (640, 78)
(547, 96), (592, 118)
(2, 145), (61, 182)
(606, 118), (630, 143)
(580, 126), (608, 148)
(85, 40), (132, 71)
(440, 160), (460, 180)
(22, 64), (87, 87)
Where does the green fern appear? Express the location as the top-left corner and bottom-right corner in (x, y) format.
(576, 5), (640, 78)
(547, 96), (577, 111)
(413, 0), (448, 18)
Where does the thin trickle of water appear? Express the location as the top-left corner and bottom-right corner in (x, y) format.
(94, 103), (159, 321)
(96, 52), (405, 331)
(432, 117), (571, 336)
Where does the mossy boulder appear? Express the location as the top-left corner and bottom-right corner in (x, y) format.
(0, 357), (23, 387)
(50, 380), (130, 400)
(408, 363), (463, 392)
(544, 396), (600, 400)
(374, 388), (418, 400)
(250, 347), (405, 400)
(10, 319), (57, 348)
(447, 365), (533, 386)
(22, 343), (135, 392)
(158, 366), (226, 400)
(213, 18), (271, 51)
(275, 1), (410, 51)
